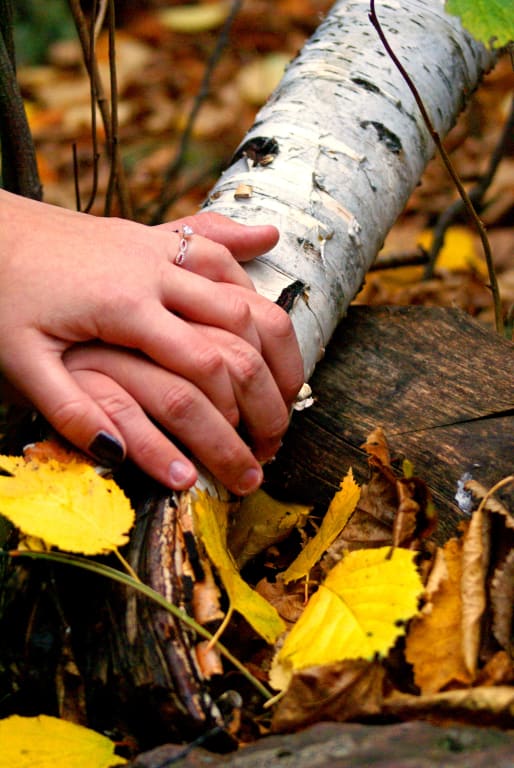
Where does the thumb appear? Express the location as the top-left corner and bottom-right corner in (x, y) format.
(159, 212), (280, 262)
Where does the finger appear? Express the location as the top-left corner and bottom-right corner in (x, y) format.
(70, 368), (198, 490)
(2, 332), (127, 466)
(160, 226), (255, 289)
(236, 292), (304, 408)
(183, 285), (303, 409)
(94, 304), (242, 424)
(160, 212), (279, 262)
(159, 278), (303, 406)
(189, 324), (290, 461)
(66, 346), (264, 495)
(156, 275), (263, 352)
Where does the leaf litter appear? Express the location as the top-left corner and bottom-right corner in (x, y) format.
(2, 0), (514, 756)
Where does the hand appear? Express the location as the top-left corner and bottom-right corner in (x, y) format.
(0, 191), (303, 493)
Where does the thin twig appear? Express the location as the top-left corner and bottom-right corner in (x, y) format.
(369, 0), (504, 336)
(83, 0), (101, 213)
(147, 0), (244, 225)
(66, 0), (133, 218)
(94, 0), (109, 43)
(104, 0), (119, 216)
(370, 249), (429, 271)
(424, 92), (514, 278)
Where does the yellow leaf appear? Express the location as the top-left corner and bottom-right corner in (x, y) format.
(281, 469), (360, 583)
(0, 714), (126, 768)
(159, 2), (230, 33)
(271, 547), (423, 690)
(417, 226), (487, 276)
(0, 455), (134, 555)
(236, 53), (291, 106)
(228, 489), (311, 568)
(192, 491), (285, 643)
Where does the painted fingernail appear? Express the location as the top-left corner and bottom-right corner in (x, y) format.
(236, 467), (263, 496)
(169, 460), (196, 488)
(88, 431), (125, 466)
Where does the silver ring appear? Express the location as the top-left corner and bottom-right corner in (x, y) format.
(174, 224), (193, 266)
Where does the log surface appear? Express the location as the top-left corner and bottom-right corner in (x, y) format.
(265, 306), (514, 539)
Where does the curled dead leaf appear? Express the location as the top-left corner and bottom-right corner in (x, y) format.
(405, 538), (472, 693)
(271, 659), (388, 733)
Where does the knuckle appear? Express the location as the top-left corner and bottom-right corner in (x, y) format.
(98, 390), (137, 421)
(266, 303), (295, 338)
(227, 294), (252, 330)
(46, 397), (90, 432)
(231, 344), (265, 387)
(193, 344), (225, 379)
(161, 382), (196, 422)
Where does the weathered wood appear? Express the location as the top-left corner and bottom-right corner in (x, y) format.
(265, 306), (514, 540)
(127, 721), (514, 768)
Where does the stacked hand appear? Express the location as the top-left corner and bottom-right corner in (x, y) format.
(0, 190), (303, 494)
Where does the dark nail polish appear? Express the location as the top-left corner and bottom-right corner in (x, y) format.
(88, 431), (124, 466)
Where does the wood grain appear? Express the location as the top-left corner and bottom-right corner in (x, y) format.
(265, 306), (514, 540)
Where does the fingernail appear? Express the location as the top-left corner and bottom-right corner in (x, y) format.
(88, 431), (124, 466)
(236, 467), (263, 496)
(169, 460), (196, 488)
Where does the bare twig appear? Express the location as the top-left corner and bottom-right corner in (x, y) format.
(66, 0), (132, 218)
(147, 0), (244, 225)
(425, 92), (514, 278)
(370, 249), (429, 271)
(94, 0), (109, 43)
(83, 0), (101, 213)
(104, 0), (120, 216)
(369, 0), (504, 336)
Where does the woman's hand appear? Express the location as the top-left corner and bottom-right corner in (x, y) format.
(0, 190), (303, 494)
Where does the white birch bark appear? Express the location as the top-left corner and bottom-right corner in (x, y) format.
(202, 0), (494, 380)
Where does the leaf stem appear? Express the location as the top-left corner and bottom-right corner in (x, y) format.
(7, 548), (272, 701)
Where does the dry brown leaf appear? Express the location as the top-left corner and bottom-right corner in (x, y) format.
(325, 429), (434, 563)
(461, 508), (491, 677)
(465, 477), (514, 528)
(405, 539), (472, 693)
(256, 578), (306, 626)
(490, 548), (514, 653)
(271, 659), (388, 733)
(383, 686), (514, 727)
(361, 426), (392, 467)
(475, 651), (514, 687)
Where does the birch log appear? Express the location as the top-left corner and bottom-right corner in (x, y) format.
(203, 0), (493, 380)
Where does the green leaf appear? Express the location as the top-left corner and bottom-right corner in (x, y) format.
(445, 0), (514, 47)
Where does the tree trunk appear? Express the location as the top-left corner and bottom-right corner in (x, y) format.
(203, 0), (493, 378)
(0, 0), (498, 750)
(0, 0), (42, 199)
